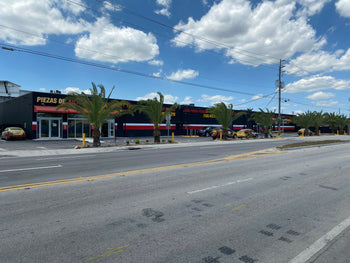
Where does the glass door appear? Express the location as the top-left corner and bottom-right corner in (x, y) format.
(51, 120), (60, 138)
(40, 120), (49, 138)
(38, 118), (61, 138)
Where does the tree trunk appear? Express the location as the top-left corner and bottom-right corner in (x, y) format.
(153, 125), (160, 143)
(92, 128), (101, 147)
(222, 128), (228, 140)
(264, 127), (268, 138)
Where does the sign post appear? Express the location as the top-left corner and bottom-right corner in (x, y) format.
(166, 114), (171, 140)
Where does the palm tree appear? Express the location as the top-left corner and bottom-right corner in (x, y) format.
(133, 92), (179, 143)
(324, 112), (338, 134)
(335, 114), (348, 134)
(292, 111), (313, 136)
(57, 82), (130, 147)
(250, 108), (275, 138)
(310, 110), (325, 135)
(208, 102), (245, 140)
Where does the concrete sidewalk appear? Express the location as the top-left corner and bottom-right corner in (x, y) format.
(310, 226), (350, 263)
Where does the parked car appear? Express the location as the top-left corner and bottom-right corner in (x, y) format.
(211, 128), (236, 140)
(236, 129), (258, 139)
(198, 126), (217, 137)
(297, 128), (314, 136)
(1, 127), (26, 140)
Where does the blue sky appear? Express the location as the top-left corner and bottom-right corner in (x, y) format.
(1, 0), (350, 115)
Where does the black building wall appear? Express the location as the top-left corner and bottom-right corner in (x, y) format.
(0, 93), (33, 138)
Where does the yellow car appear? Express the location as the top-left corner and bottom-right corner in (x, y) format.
(236, 129), (258, 139)
(1, 127), (26, 140)
(211, 128), (236, 140)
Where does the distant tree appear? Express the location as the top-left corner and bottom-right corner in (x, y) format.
(57, 82), (130, 147)
(208, 102), (245, 140)
(292, 111), (313, 136)
(310, 110), (325, 135)
(324, 112), (338, 134)
(250, 108), (275, 138)
(133, 92), (179, 143)
(335, 114), (348, 134)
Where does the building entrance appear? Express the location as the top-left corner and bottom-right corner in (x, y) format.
(38, 118), (62, 138)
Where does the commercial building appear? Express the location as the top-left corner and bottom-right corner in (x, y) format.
(0, 87), (295, 139)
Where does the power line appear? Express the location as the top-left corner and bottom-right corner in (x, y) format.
(67, 0), (280, 67)
(264, 92), (277, 108)
(0, 24), (275, 90)
(100, 0), (282, 63)
(1, 43), (272, 98)
(232, 92), (276, 107)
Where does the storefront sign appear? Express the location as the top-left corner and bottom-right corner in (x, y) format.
(36, 97), (65, 105)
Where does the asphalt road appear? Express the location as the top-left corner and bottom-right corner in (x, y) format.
(0, 138), (287, 187)
(1, 140), (350, 262)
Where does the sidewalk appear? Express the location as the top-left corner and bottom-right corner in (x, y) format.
(310, 226), (350, 263)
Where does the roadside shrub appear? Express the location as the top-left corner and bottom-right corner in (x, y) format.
(162, 139), (166, 143)
(135, 139), (140, 144)
(168, 139), (172, 143)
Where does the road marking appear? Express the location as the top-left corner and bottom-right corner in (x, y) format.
(289, 216), (350, 263)
(87, 244), (129, 261)
(0, 165), (62, 173)
(232, 204), (246, 211)
(0, 149), (278, 192)
(36, 155), (96, 160)
(187, 178), (253, 194)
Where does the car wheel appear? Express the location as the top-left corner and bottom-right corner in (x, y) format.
(206, 132), (210, 137)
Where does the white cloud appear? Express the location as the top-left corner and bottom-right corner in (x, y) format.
(148, 59), (164, 66)
(315, 100), (339, 107)
(39, 88), (46, 92)
(135, 92), (178, 104)
(284, 75), (350, 93)
(252, 94), (263, 100)
(286, 49), (350, 75)
(75, 18), (159, 63)
(167, 69), (199, 81)
(155, 0), (172, 17)
(172, 0), (324, 66)
(336, 0), (350, 18)
(296, 0), (331, 16)
(102, 1), (122, 12)
(197, 94), (234, 105)
(62, 87), (92, 94)
(0, 0), (88, 46)
(180, 96), (193, 104)
(153, 69), (163, 77)
(306, 91), (335, 100)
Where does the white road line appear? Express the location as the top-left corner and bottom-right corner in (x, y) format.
(36, 155), (96, 161)
(187, 178), (253, 194)
(289, 216), (350, 263)
(0, 165), (62, 173)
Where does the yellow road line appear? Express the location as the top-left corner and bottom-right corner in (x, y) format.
(86, 244), (129, 261)
(232, 204), (246, 211)
(0, 148), (284, 193)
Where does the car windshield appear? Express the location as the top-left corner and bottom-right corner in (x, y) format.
(9, 127), (22, 131)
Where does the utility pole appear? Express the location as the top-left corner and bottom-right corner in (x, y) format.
(278, 59), (285, 136)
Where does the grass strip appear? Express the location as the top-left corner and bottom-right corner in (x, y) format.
(277, 140), (350, 150)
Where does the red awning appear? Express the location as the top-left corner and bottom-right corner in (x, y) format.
(34, 106), (79, 114)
